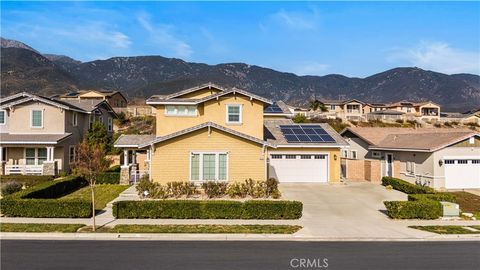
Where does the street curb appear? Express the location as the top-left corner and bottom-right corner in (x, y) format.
(1, 232), (479, 242)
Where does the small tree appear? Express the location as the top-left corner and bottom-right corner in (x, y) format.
(87, 121), (111, 149)
(73, 140), (111, 231)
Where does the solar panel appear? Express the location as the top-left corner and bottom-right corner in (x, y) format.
(264, 103), (284, 113)
(280, 125), (335, 143)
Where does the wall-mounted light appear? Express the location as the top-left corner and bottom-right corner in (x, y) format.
(438, 160), (443, 167)
(334, 154), (337, 161)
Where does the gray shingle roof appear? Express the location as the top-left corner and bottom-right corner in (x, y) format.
(114, 134), (156, 147)
(0, 133), (72, 144)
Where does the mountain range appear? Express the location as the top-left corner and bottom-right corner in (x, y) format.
(1, 37), (479, 111)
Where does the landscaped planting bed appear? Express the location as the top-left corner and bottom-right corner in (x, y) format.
(1, 175), (54, 195)
(100, 224), (302, 234)
(382, 177), (455, 219)
(113, 200), (303, 219)
(0, 176), (92, 218)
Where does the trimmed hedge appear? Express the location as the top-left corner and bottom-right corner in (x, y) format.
(0, 175), (54, 187)
(106, 165), (121, 172)
(384, 200), (442, 219)
(1, 176), (92, 218)
(382, 177), (435, 194)
(113, 200), (303, 220)
(97, 172), (120, 184)
(408, 193), (457, 203)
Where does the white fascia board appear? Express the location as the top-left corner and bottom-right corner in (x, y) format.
(274, 144), (347, 148)
(0, 141), (58, 145)
(368, 147), (431, 152)
(146, 101), (198, 105)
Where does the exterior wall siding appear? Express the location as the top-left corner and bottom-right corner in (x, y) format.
(8, 101), (66, 134)
(150, 128), (265, 184)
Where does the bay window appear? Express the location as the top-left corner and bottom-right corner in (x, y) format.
(190, 152), (228, 181)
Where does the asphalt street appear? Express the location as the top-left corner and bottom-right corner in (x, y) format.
(1, 240), (479, 270)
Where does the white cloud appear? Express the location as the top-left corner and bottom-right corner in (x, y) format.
(291, 61), (329, 76)
(388, 41), (480, 74)
(271, 8), (320, 30)
(137, 12), (193, 59)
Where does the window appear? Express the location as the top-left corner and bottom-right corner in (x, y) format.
(226, 104), (242, 124)
(89, 115), (94, 129)
(25, 148), (47, 165)
(472, 160), (480, 164)
(31, 110), (43, 128)
(406, 161), (415, 174)
(1, 147), (6, 162)
(330, 105), (336, 111)
(165, 105), (197, 116)
(69, 146), (76, 163)
(300, 155), (312, 159)
(406, 107), (411, 113)
(0, 110), (6, 125)
(72, 112), (78, 126)
(107, 117), (113, 132)
(351, 150), (357, 159)
(372, 151), (381, 158)
(342, 150), (349, 158)
(99, 116), (103, 123)
(190, 152), (228, 181)
(314, 155), (326, 159)
(444, 159), (455, 164)
(458, 160), (468, 164)
(271, 154), (283, 159)
(469, 137), (475, 144)
(285, 155), (297, 159)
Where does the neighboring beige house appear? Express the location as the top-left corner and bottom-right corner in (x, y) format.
(58, 90), (128, 113)
(114, 84), (348, 185)
(340, 127), (480, 190)
(126, 98), (156, 117)
(367, 101), (441, 121)
(440, 111), (480, 125)
(318, 99), (366, 121)
(0, 92), (117, 176)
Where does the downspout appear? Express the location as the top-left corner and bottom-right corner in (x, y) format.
(263, 144), (268, 180)
(149, 144), (153, 181)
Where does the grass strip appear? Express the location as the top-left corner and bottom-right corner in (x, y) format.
(81, 224), (302, 234)
(1, 223), (85, 233)
(409, 225), (480, 234)
(60, 184), (129, 211)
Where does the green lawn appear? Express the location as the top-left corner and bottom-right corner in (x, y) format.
(448, 191), (480, 218)
(82, 224), (302, 234)
(60, 185), (129, 211)
(1, 223), (85, 233)
(409, 225), (480, 234)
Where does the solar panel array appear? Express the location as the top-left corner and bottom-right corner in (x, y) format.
(264, 103), (284, 113)
(279, 125), (336, 143)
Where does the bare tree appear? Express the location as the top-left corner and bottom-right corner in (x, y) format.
(73, 140), (111, 231)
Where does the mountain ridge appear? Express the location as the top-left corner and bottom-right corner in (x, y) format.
(1, 37), (479, 111)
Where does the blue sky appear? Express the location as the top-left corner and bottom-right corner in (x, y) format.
(2, 1), (479, 77)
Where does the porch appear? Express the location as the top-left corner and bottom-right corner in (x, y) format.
(0, 146), (60, 176)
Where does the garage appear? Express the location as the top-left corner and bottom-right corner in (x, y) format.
(444, 157), (480, 189)
(268, 153), (329, 183)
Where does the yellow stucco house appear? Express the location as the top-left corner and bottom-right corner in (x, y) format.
(114, 84), (348, 184)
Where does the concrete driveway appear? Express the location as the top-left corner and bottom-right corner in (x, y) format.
(280, 182), (435, 239)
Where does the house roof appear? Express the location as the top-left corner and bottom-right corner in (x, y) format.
(59, 90), (126, 99)
(263, 100), (293, 115)
(342, 127), (478, 152)
(368, 109), (405, 115)
(114, 134), (156, 147)
(318, 98), (365, 106)
(147, 87), (273, 105)
(264, 119), (348, 147)
(0, 92), (87, 113)
(0, 133), (72, 145)
(157, 83), (227, 100)
(138, 122), (274, 148)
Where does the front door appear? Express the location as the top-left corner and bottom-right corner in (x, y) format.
(386, 153), (393, 177)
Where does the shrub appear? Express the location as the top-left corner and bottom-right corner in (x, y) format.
(113, 200), (303, 219)
(384, 200), (441, 219)
(106, 165), (121, 172)
(382, 177), (435, 194)
(97, 172), (120, 184)
(408, 193), (457, 203)
(1, 181), (23, 195)
(226, 182), (248, 198)
(266, 178), (280, 198)
(167, 182), (197, 198)
(0, 175), (91, 218)
(202, 181), (228, 198)
(0, 175), (54, 188)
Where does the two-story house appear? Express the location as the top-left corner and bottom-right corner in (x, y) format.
(367, 101), (441, 121)
(317, 99), (367, 121)
(57, 90), (128, 113)
(114, 84), (348, 185)
(0, 92), (117, 176)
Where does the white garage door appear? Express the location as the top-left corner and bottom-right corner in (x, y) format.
(268, 154), (328, 183)
(444, 158), (480, 189)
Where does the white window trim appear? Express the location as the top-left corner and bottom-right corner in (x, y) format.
(189, 151), (229, 182)
(0, 110), (6, 125)
(107, 117), (113, 132)
(469, 137), (475, 144)
(164, 105), (198, 117)
(351, 150), (357, 159)
(69, 146), (76, 163)
(30, 109), (44, 128)
(342, 150), (349, 158)
(72, 112), (78, 127)
(226, 104), (243, 124)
